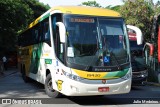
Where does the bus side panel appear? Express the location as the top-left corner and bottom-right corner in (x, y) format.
(19, 46), (33, 77)
(29, 43), (56, 84)
(20, 42), (46, 83)
(28, 43), (43, 75)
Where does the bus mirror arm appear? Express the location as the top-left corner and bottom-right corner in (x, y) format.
(127, 25), (143, 45)
(56, 22), (66, 43)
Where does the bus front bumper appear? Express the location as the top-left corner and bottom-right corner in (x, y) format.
(59, 78), (131, 96)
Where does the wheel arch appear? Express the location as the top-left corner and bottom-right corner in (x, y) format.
(44, 69), (51, 83)
(46, 69), (50, 77)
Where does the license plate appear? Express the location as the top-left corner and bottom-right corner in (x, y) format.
(98, 87), (109, 92)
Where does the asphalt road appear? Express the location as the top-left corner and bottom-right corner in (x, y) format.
(0, 68), (160, 107)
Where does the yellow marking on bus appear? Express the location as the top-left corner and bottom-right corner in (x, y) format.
(72, 69), (108, 80)
(26, 6), (120, 30)
(56, 80), (63, 91)
(43, 54), (49, 56)
(29, 16), (41, 28)
(52, 6), (121, 17)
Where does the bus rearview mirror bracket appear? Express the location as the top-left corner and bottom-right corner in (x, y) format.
(56, 22), (66, 43)
(127, 25), (143, 45)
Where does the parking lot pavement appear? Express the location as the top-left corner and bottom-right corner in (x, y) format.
(0, 68), (160, 107)
(143, 81), (160, 87)
(0, 67), (18, 79)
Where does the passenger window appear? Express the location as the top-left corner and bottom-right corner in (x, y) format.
(41, 19), (51, 45)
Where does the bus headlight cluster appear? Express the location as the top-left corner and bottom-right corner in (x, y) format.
(140, 70), (148, 77)
(121, 72), (132, 80)
(63, 71), (84, 81)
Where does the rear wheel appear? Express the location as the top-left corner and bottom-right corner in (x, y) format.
(45, 73), (61, 98)
(21, 66), (30, 83)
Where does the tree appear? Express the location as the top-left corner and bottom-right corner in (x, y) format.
(0, 0), (33, 53)
(81, 1), (102, 8)
(149, 0), (160, 16)
(24, 0), (50, 19)
(81, 1), (121, 12)
(0, 0), (50, 55)
(120, 0), (154, 40)
(105, 5), (121, 12)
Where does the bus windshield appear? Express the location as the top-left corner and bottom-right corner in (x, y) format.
(64, 15), (129, 69)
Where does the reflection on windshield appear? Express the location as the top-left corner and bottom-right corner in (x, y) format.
(64, 15), (129, 68)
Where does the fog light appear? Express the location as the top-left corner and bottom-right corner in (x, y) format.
(71, 86), (78, 92)
(141, 70), (148, 77)
(126, 85), (129, 89)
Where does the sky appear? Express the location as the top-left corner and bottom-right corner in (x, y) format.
(39, 0), (159, 7)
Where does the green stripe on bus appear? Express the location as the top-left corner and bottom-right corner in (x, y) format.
(104, 69), (129, 78)
(39, 13), (50, 22)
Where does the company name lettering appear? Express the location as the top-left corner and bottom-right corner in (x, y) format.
(87, 74), (101, 77)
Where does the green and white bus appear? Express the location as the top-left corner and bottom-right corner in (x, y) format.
(18, 6), (142, 98)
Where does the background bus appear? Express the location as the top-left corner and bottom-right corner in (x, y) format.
(127, 29), (148, 85)
(18, 6), (142, 98)
(144, 14), (160, 83)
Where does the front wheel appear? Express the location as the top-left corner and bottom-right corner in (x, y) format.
(45, 74), (61, 98)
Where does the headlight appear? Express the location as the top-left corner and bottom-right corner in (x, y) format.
(140, 70), (148, 77)
(121, 71), (132, 80)
(63, 71), (84, 81)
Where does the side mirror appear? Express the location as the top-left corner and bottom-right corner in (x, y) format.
(56, 22), (66, 43)
(127, 25), (143, 45)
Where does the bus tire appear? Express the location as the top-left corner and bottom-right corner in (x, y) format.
(22, 66), (30, 83)
(45, 73), (61, 98)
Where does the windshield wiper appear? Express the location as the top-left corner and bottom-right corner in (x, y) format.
(110, 51), (122, 70)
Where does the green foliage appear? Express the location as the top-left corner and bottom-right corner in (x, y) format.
(81, 1), (102, 8)
(81, 1), (121, 12)
(110, 5), (121, 12)
(24, 0), (50, 19)
(0, 0), (33, 52)
(0, 0), (50, 54)
(153, 1), (160, 16)
(120, 0), (154, 40)
(105, 5), (121, 12)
